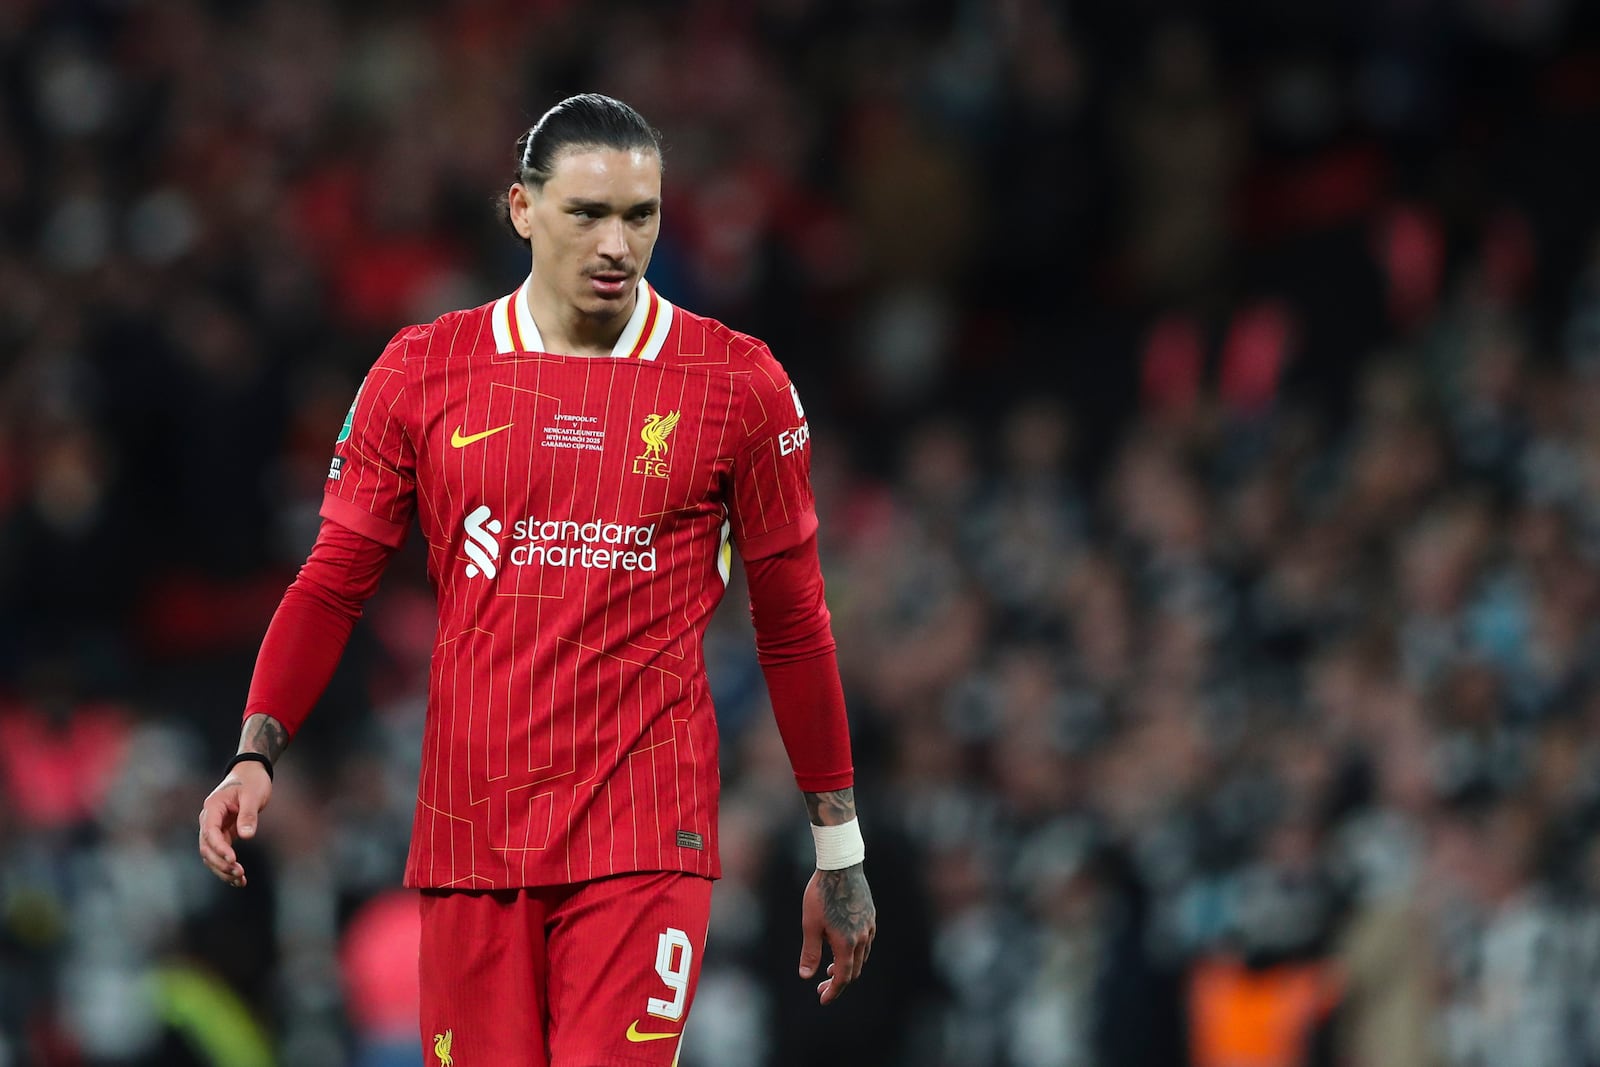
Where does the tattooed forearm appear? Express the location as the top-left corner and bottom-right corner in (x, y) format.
(818, 864), (875, 935)
(800, 787), (875, 998)
(803, 788), (856, 827)
(238, 714), (290, 763)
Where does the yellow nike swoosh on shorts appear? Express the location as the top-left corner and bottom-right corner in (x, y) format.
(450, 423), (514, 448)
(625, 1021), (680, 1043)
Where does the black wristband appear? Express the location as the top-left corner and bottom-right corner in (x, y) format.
(225, 752), (275, 781)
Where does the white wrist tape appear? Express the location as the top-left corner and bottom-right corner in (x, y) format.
(811, 817), (865, 870)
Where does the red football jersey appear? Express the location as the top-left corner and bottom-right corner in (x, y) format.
(322, 278), (817, 888)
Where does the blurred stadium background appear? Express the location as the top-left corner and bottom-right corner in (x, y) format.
(5, 0), (1600, 1065)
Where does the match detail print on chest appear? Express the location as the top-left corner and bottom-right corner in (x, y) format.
(442, 359), (730, 519)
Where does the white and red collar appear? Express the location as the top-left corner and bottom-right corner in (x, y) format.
(491, 276), (674, 360)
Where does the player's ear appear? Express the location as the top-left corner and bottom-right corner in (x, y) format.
(507, 183), (535, 240)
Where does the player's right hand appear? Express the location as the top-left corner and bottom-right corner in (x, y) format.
(197, 762), (273, 888)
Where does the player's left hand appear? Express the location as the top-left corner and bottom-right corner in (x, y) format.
(799, 863), (876, 1004)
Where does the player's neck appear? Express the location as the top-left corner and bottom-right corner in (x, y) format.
(527, 287), (636, 359)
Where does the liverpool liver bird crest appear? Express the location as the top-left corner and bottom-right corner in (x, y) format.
(639, 411), (680, 460)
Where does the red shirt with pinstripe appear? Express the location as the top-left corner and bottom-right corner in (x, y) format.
(323, 277), (817, 889)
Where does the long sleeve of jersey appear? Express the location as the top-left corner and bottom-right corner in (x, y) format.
(745, 535), (855, 792)
(242, 518), (398, 738)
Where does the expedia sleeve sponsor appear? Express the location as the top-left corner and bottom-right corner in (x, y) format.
(726, 353), (819, 560)
(777, 382), (810, 456)
(778, 420), (810, 456)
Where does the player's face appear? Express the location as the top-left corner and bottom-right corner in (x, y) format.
(513, 146), (662, 319)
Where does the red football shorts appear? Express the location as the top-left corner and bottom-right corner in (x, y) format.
(418, 872), (712, 1067)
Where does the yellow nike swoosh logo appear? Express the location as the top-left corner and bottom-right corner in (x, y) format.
(625, 1021), (680, 1043)
(450, 423), (514, 448)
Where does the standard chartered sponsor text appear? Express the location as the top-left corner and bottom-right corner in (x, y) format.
(508, 516), (659, 572)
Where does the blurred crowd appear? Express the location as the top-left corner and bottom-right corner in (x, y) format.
(5, 1), (1600, 1065)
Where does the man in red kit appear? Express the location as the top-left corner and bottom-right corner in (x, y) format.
(196, 93), (875, 1066)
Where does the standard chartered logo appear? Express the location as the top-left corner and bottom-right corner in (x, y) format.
(460, 507), (659, 579)
(462, 505), (502, 578)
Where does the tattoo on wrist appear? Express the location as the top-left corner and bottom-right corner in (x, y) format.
(239, 714), (289, 763)
(818, 864), (874, 936)
(803, 788), (856, 827)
